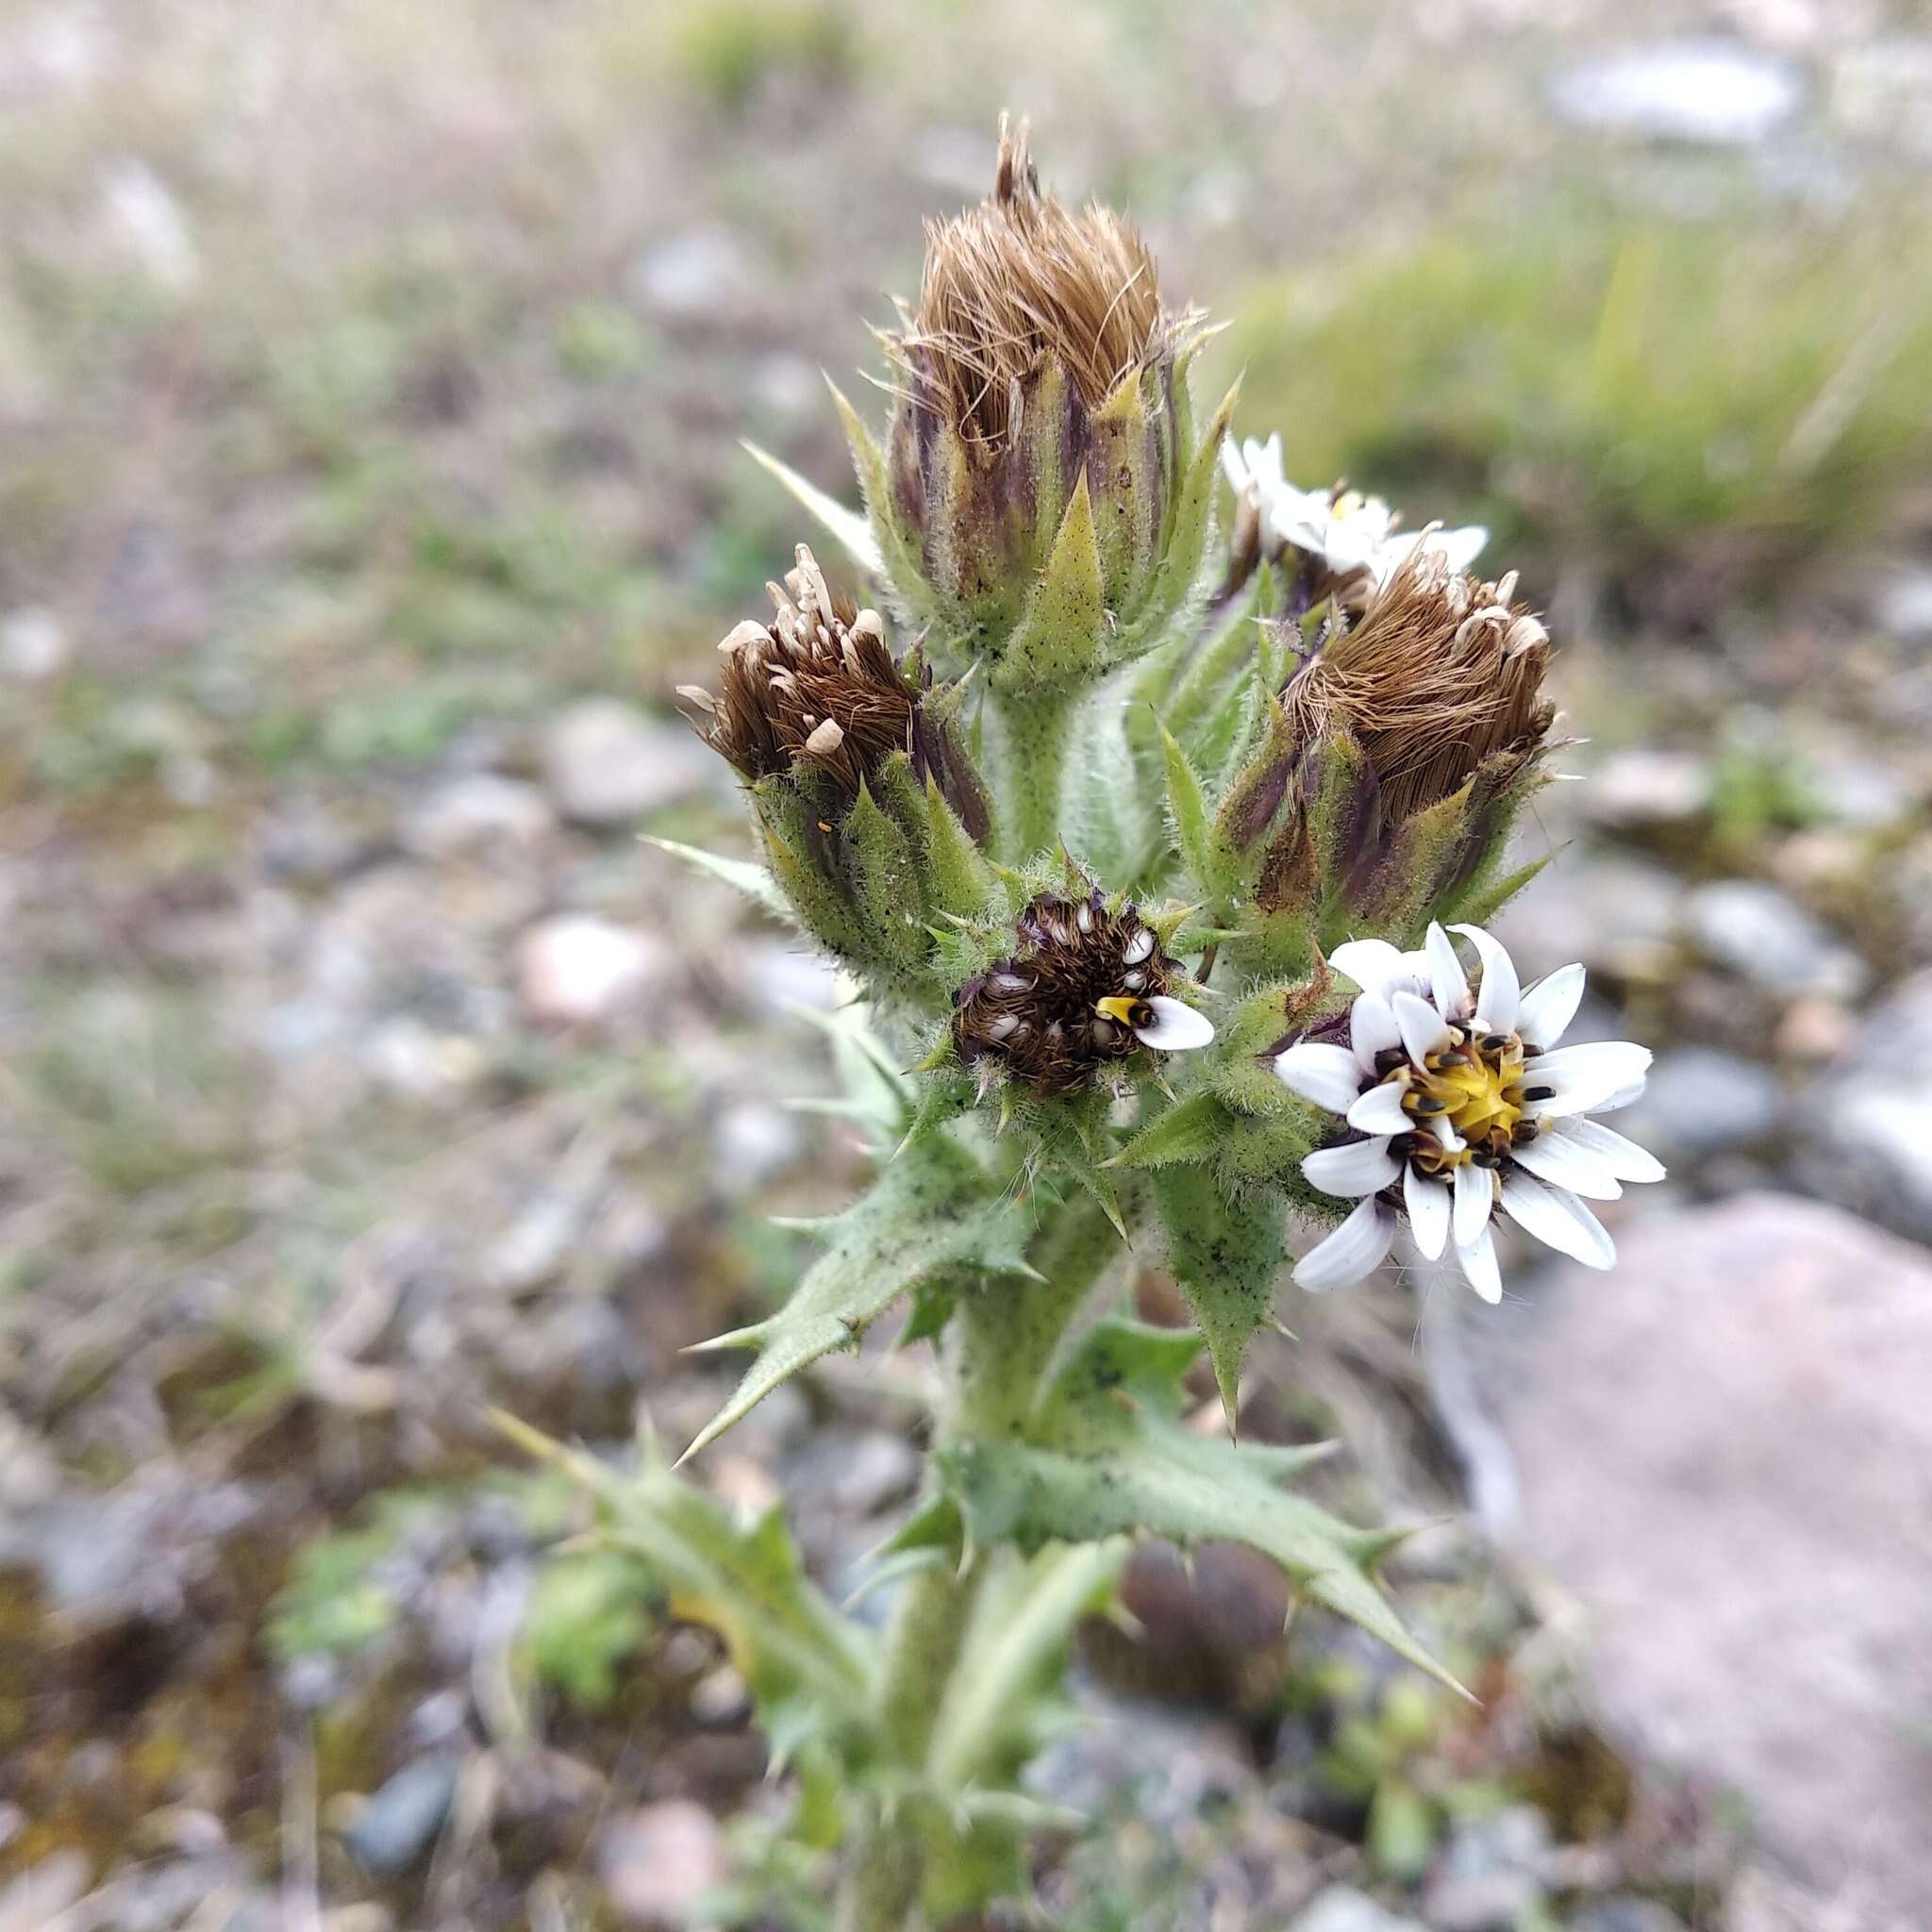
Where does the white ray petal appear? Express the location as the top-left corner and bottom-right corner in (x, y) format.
(1556, 1115), (1667, 1184)
(1594, 1079), (1648, 1115)
(1351, 991), (1402, 1074)
(1329, 939), (1411, 997)
(1302, 1137), (1402, 1198)
(1274, 1041), (1365, 1113)
(1524, 1041), (1653, 1118)
(1514, 962), (1586, 1049)
(1424, 922), (1471, 1020)
(1391, 991), (1452, 1064)
(1292, 1198), (1396, 1292)
(1133, 996), (1215, 1051)
(1507, 1128), (1624, 1201)
(1499, 1173), (1617, 1270)
(1457, 1224), (1504, 1303)
(1404, 1162), (1451, 1259)
(1452, 923), (1521, 1034)
(1452, 1160), (1494, 1249)
(1347, 1080), (1414, 1136)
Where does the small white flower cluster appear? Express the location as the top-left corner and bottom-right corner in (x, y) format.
(1275, 923), (1663, 1301)
(1221, 433), (1488, 591)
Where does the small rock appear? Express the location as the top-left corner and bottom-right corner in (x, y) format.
(541, 698), (716, 827)
(402, 774), (553, 860)
(1421, 1807), (1550, 1931)
(1804, 753), (1915, 831)
(1491, 858), (1678, 984)
(1582, 747), (1712, 831)
(1612, 1046), (1783, 1159)
(598, 1800), (729, 1927)
(0, 605), (66, 679)
(818, 1429), (919, 1515)
(1773, 995), (1854, 1063)
(1289, 1887), (1425, 1932)
(629, 226), (756, 319)
(710, 1099), (804, 1185)
(739, 940), (842, 1012)
(1494, 1194), (1932, 1924)
(101, 156), (198, 290)
(1804, 969), (1932, 1241)
(1569, 1901), (1688, 1932)
(1680, 879), (1867, 1001)
(518, 916), (668, 1027)
(1550, 39), (1805, 145)
(1874, 565), (1932, 642)
(343, 1754), (461, 1877)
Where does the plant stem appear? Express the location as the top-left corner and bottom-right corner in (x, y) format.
(985, 684), (1075, 864)
(834, 1196), (1124, 1926)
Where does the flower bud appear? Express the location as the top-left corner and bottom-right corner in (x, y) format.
(683, 545), (992, 992)
(850, 119), (1232, 692)
(1214, 549), (1556, 957)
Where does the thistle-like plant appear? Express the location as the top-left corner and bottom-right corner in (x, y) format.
(511, 121), (1663, 1930)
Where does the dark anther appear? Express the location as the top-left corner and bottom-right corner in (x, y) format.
(1524, 1085), (1554, 1103)
(1411, 1094), (1447, 1114)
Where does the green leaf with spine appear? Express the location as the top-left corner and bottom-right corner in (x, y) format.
(1150, 1162), (1288, 1429)
(681, 1129), (1038, 1460)
(937, 1318), (1464, 1695)
(492, 1410), (876, 1766)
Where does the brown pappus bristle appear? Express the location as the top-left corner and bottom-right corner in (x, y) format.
(886, 115), (1183, 452)
(1280, 548), (1556, 824)
(684, 544), (981, 832)
(954, 889), (1179, 1095)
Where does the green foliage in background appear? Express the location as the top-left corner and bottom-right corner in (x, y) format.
(1220, 208), (1932, 583)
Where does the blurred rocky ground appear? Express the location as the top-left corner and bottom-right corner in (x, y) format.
(3, 1), (1932, 1928)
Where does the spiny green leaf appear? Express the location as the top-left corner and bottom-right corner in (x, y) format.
(645, 836), (790, 922)
(1157, 720), (1223, 909)
(492, 1411), (875, 1754)
(998, 470), (1106, 691)
(939, 1320), (1465, 1696)
(827, 378), (932, 619)
(682, 1134), (1033, 1459)
(1437, 837), (1556, 932)
(927, 1541), (1130, 1790)
(1107, 1091), (1231, 1172)
(1151, 1165), (1286, 1430)
(741, 436), (884, 579)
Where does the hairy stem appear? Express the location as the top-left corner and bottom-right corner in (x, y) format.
(835, 1195), (1124, 1925)
(985, 684), (1074, 863)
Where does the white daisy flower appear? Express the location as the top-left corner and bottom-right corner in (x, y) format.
(1369, 519), (1491, 588)
(1220, 434), (1489, 590)
(1274, 922), (1662, 1302)
(1220, 432), (1287, 514)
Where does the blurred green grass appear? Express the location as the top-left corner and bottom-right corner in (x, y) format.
(1216, 207), (1932, 595)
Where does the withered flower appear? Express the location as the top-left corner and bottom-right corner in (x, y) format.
(861, 117), (1228, 686)
(682, 543), (987, 840)
(1278, 549), (1553, 826)
(954, 889), (1213, 1096)
(1221, 547), (1556, 930)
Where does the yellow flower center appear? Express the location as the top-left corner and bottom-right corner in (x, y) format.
(1398, 1028), (1530, 1173)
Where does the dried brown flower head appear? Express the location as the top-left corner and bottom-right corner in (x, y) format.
(1281, 549), (1555, 825)
(682, 544), (985, 835)
(953, 890), (1210, 1095)
(888, 117), (1174, 452)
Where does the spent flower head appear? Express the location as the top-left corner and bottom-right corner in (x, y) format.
(860, 118), (1230, 690)
(953, 888), (1212, 1096)
(1216, 546), (1557, 943)
(1276, 921), (1663, 1300)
